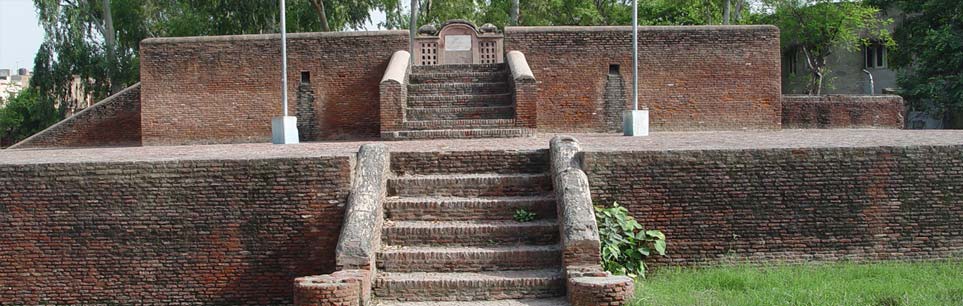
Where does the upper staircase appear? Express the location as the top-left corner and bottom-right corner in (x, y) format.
(385, 64), (534, 140)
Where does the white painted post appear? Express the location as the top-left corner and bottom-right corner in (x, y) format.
(272, 0), (300, 144)
(622, 0), (649, 136)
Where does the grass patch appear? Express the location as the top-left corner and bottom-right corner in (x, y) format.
(632, 261), (963, 306)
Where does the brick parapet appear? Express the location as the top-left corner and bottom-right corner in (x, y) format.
(583, 145), (963, 266)
(505, 25), (781, 132)
(782, 95), (905, 129)
(0, 156), (353, 305)
(10, 83), (142, 149)
(140, 31), (407, 145)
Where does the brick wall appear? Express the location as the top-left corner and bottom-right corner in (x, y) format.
(783, 95), (904, 129)
(140, 32), (407, 145)
(584, 146), (963, 265)
(9, 84), (141, 149)
(505, 26), (782, 132)
(0, 156), (352, 305)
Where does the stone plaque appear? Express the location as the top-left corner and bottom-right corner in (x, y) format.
(445, 35), (472, 51)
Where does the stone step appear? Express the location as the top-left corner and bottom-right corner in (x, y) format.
(403, 119), (517, 130)
(407, 106), (515, 120)
(390, 150), (549, 175)
(377, 245), (561, 273)
(382, 220), (559, 247)
(382, 128), (534, 141)
(373, 270), (565, 302)
(408, 82), (509, 96)
(412, 64), (506, 74)
(384, 196), (556, 221)
(375, 297), (570, 306)
(388, 173), (551, 197)
(410, 71), (508, 84)
(407, 93), (513, 108)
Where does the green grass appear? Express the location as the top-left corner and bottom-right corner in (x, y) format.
(632, 261), (963, 306)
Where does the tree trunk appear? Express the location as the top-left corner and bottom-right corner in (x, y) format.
(101, 0), (121, 94)
(309, 0), (330, 31)
(733, 0), (744, 24)
(723, 0), (731, 25)
(510, 0), (520, 26)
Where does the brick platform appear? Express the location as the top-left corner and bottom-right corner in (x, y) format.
(2, 130), (962, 305)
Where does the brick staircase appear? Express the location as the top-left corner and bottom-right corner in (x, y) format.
(374, 151), (566, 305)
(386, 64), (534, 140)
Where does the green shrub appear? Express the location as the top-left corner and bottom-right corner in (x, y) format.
(595, 202), (666, 278)
(513, 208), (537, 222)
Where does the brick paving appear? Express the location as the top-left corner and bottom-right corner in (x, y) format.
(2, 129), (962, 165)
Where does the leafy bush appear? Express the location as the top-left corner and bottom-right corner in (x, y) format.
(513, 208), (537, 222)
(595, 202), (666, 278)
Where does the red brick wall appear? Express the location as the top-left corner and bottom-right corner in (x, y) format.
(505, 26), (782, 132)
(140, 32), (407, 145)
(584, 146), (963, 265)
(782, 95), (904, 129)
(9, 84), (141, 149)
(0, 157), (352, 305)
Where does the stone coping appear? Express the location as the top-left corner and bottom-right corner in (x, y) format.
(3, 130), (963, 165)
(504, 24), (778, 33)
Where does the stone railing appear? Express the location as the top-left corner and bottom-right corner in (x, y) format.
(550, 136), (635, 306)
(379, 51), (410, 138)
(507, 51), (537, 128)
(294, 144), (389, 306)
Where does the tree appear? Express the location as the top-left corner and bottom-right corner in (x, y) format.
(0, 89), (60, 146)
(762, 0), (892, 95)
(869, 0), (963, 127)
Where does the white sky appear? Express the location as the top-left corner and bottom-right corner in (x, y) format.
(0, 0), (44, 72)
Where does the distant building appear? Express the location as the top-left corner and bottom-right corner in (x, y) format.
(781, 8), (949, 129)
(0, 69), (10, 82)
(0, 68), (31, 106)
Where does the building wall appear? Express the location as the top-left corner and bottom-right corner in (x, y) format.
(584, 146), (963, 265)
(782, 47), (898, 95)
(0, 156), (353, 305)
(782, 95), (904, 129)
(140, 31), (407, 145)
(505, 26), (782, 132)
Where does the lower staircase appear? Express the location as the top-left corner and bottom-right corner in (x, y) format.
(385, 64), (534, 140)
(374, 151), (566, 305)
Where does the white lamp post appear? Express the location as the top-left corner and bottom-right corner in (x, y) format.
(272, 0), (300, 144)
(623, 0), (649, 136)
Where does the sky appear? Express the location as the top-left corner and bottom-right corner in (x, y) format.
(0, 0), (43, 72)
(0, 0), (390, 73)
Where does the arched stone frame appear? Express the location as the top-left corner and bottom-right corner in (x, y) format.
(414, 20), (503, 65)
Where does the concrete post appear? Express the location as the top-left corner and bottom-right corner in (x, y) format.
(272, 0), (300, 144)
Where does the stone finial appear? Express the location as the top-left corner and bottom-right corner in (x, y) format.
(480, 23), (498, 33)
(417, 24), (437, 36)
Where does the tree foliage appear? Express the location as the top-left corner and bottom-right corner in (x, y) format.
(0, 89), (60, 146)
(759, 0), (892, 95)
(869, 0), (963, 124)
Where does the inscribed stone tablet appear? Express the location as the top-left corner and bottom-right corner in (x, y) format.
(445, 35), (472, 51)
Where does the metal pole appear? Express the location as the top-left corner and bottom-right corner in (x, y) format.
(409, 0), (419, 66)
(632, 0), (639, 111)
(281, 0), (289, 116)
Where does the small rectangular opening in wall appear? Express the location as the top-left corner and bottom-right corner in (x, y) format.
(609, 64), (620, 75)
(300, 71), (311, 84)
